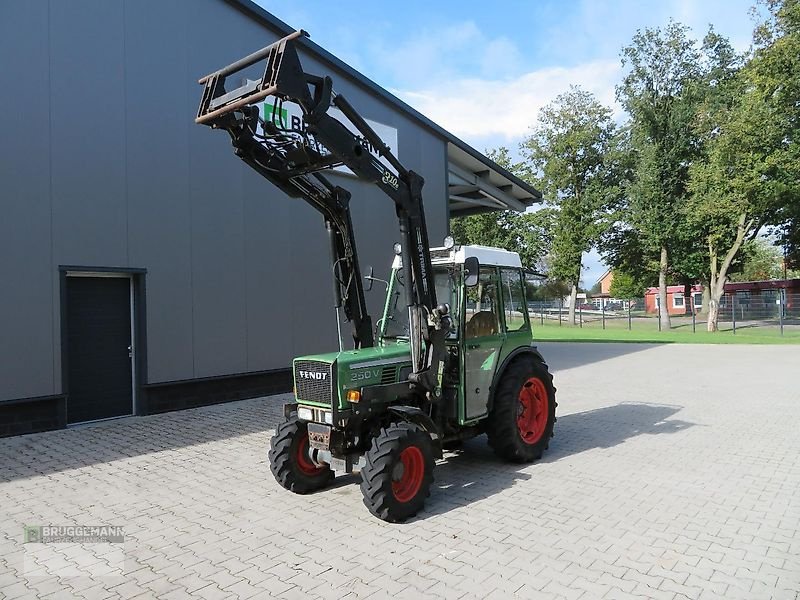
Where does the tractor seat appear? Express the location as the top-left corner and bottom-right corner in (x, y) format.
(466, 311), (497, 338)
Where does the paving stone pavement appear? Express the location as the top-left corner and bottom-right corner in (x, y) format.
(1, 342), (799, 600)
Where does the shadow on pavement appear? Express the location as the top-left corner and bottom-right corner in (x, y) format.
(0, 397), (285, 482)
(537, 342), (662, 373)
(543, 401), (693, 460)
(1, 398), (693, 524)
(418, 402), (694, 520)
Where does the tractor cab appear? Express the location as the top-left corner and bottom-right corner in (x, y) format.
(376, 244), (535, 424)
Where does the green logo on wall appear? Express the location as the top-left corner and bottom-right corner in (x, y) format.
(262, 101), (289, 126)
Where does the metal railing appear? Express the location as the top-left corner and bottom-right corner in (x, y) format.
(527, 292), (800, 337)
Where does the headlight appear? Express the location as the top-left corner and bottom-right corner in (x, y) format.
(297, 406), (334, 425)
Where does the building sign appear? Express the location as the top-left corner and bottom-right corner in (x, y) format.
(258, 99), (398, 177)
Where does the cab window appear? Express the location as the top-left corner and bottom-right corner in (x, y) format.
(434, 267), (459, 338)
(465, 267), (501, 339)
(501, 268), (529, 332)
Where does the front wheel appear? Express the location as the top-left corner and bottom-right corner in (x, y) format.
(360, 422), (435, 523)
(269, 413), (334, 494)
(486, 357), (557, 462)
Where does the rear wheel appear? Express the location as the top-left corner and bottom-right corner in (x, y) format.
(486, 357), (556, 462)
(360, 422), (435, 523)
(269, 413), (334, 494)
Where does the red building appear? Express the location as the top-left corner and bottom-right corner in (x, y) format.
(645, 279), (800, 315)
(722, 279), (800, 311)
(644, 285), (703, 315)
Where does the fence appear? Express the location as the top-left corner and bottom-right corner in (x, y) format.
(527, 291), (800, 336)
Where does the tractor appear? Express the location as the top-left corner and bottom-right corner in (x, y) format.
(196, 30), (556, 522)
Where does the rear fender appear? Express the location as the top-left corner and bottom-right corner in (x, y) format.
(387, 405), (443, 458)
(487, 346), (547, 413)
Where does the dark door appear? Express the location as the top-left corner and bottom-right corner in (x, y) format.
(66, 276), (133, 424)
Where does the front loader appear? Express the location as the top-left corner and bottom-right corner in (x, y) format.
(196, 30), (556, 522)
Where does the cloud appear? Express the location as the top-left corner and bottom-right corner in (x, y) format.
(363, 21), (512, 87)
(391, 59), (622, 144)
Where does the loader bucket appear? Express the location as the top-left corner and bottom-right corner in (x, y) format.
(195, 29), (311, 126)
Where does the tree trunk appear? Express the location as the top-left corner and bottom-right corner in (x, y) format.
(700, 281), (711, 315)
(568, 284), (578, 325)
(683, 282), (692, 316)
(707, 276), (726, 332)
(706, 212), (756, 332)
(658, 246), (671, 331)
(707, 298), (720, 332)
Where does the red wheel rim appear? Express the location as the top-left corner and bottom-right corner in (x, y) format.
(295, 434), (324, 476)
(392, 446), (425, 502)
(517, 377), (549, 445)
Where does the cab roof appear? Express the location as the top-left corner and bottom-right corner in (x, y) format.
(392, 245), (522, 269)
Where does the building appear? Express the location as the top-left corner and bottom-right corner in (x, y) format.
(0, 0), (540, 436)
(722, 279), (800, 314)
(644, 285), (704, 315)
(589, 269), (623, 310)
(596, 269), (614, 295)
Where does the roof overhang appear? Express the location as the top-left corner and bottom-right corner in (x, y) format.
(447, 143), (541, 217)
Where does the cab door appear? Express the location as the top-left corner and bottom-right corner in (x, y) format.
(463, 266), (504, 421)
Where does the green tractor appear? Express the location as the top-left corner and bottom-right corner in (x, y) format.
(272, 244), (556, 521)
(196, 30), (556, 522)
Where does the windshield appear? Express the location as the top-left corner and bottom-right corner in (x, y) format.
(380, 265), (460, 340)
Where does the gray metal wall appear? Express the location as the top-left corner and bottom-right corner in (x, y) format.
(0, 0), (448, 401)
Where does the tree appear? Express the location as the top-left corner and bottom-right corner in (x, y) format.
(688, 0), (800, 330)
(520, 87), (620, 325)
(615, 21), (706, 331)
(609, 269), (649, 299)
(728, 239), (784, 282)
(449, 148), (555, 271)
(777, 210), (800, 272)
(761, 0), (800, 273)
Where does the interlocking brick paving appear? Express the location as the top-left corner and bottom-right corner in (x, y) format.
(1, 343), (798, 599)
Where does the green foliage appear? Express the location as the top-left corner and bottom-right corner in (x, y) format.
(755, 0), (800, 269)
(688, 0), (799, 296)
(450, 207), (556, 272)
(600, 226), (659, 286)
(617, 20), (703, 252)
(525, 278), (571, 301)
(520, 87), (620, 286)
(449, 148), (555, 271)
(609, 269), (649, 299)
(728, 239), (784, 281)
(454, 3), (800, 314)
(603, 20), (717, 330)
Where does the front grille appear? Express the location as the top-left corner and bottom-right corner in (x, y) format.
(294, 360), (333, 404)
(380, 367), (397, 384)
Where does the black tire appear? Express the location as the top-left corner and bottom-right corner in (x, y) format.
(269, 413), (334, 494)
(360, 422), (435, 523)
(486, 357), (557, 463)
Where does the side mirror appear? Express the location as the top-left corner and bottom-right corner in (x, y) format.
(464, 256), (480, 287)
(364, 266), (374, 291)
(364, 267), (390, 292)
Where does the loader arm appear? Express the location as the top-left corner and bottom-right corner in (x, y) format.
(196, 30), (449, 398)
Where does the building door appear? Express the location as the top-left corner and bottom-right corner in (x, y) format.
(65, 276), (134, 424)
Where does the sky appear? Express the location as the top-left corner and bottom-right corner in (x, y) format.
(255, 0), (760, 287)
